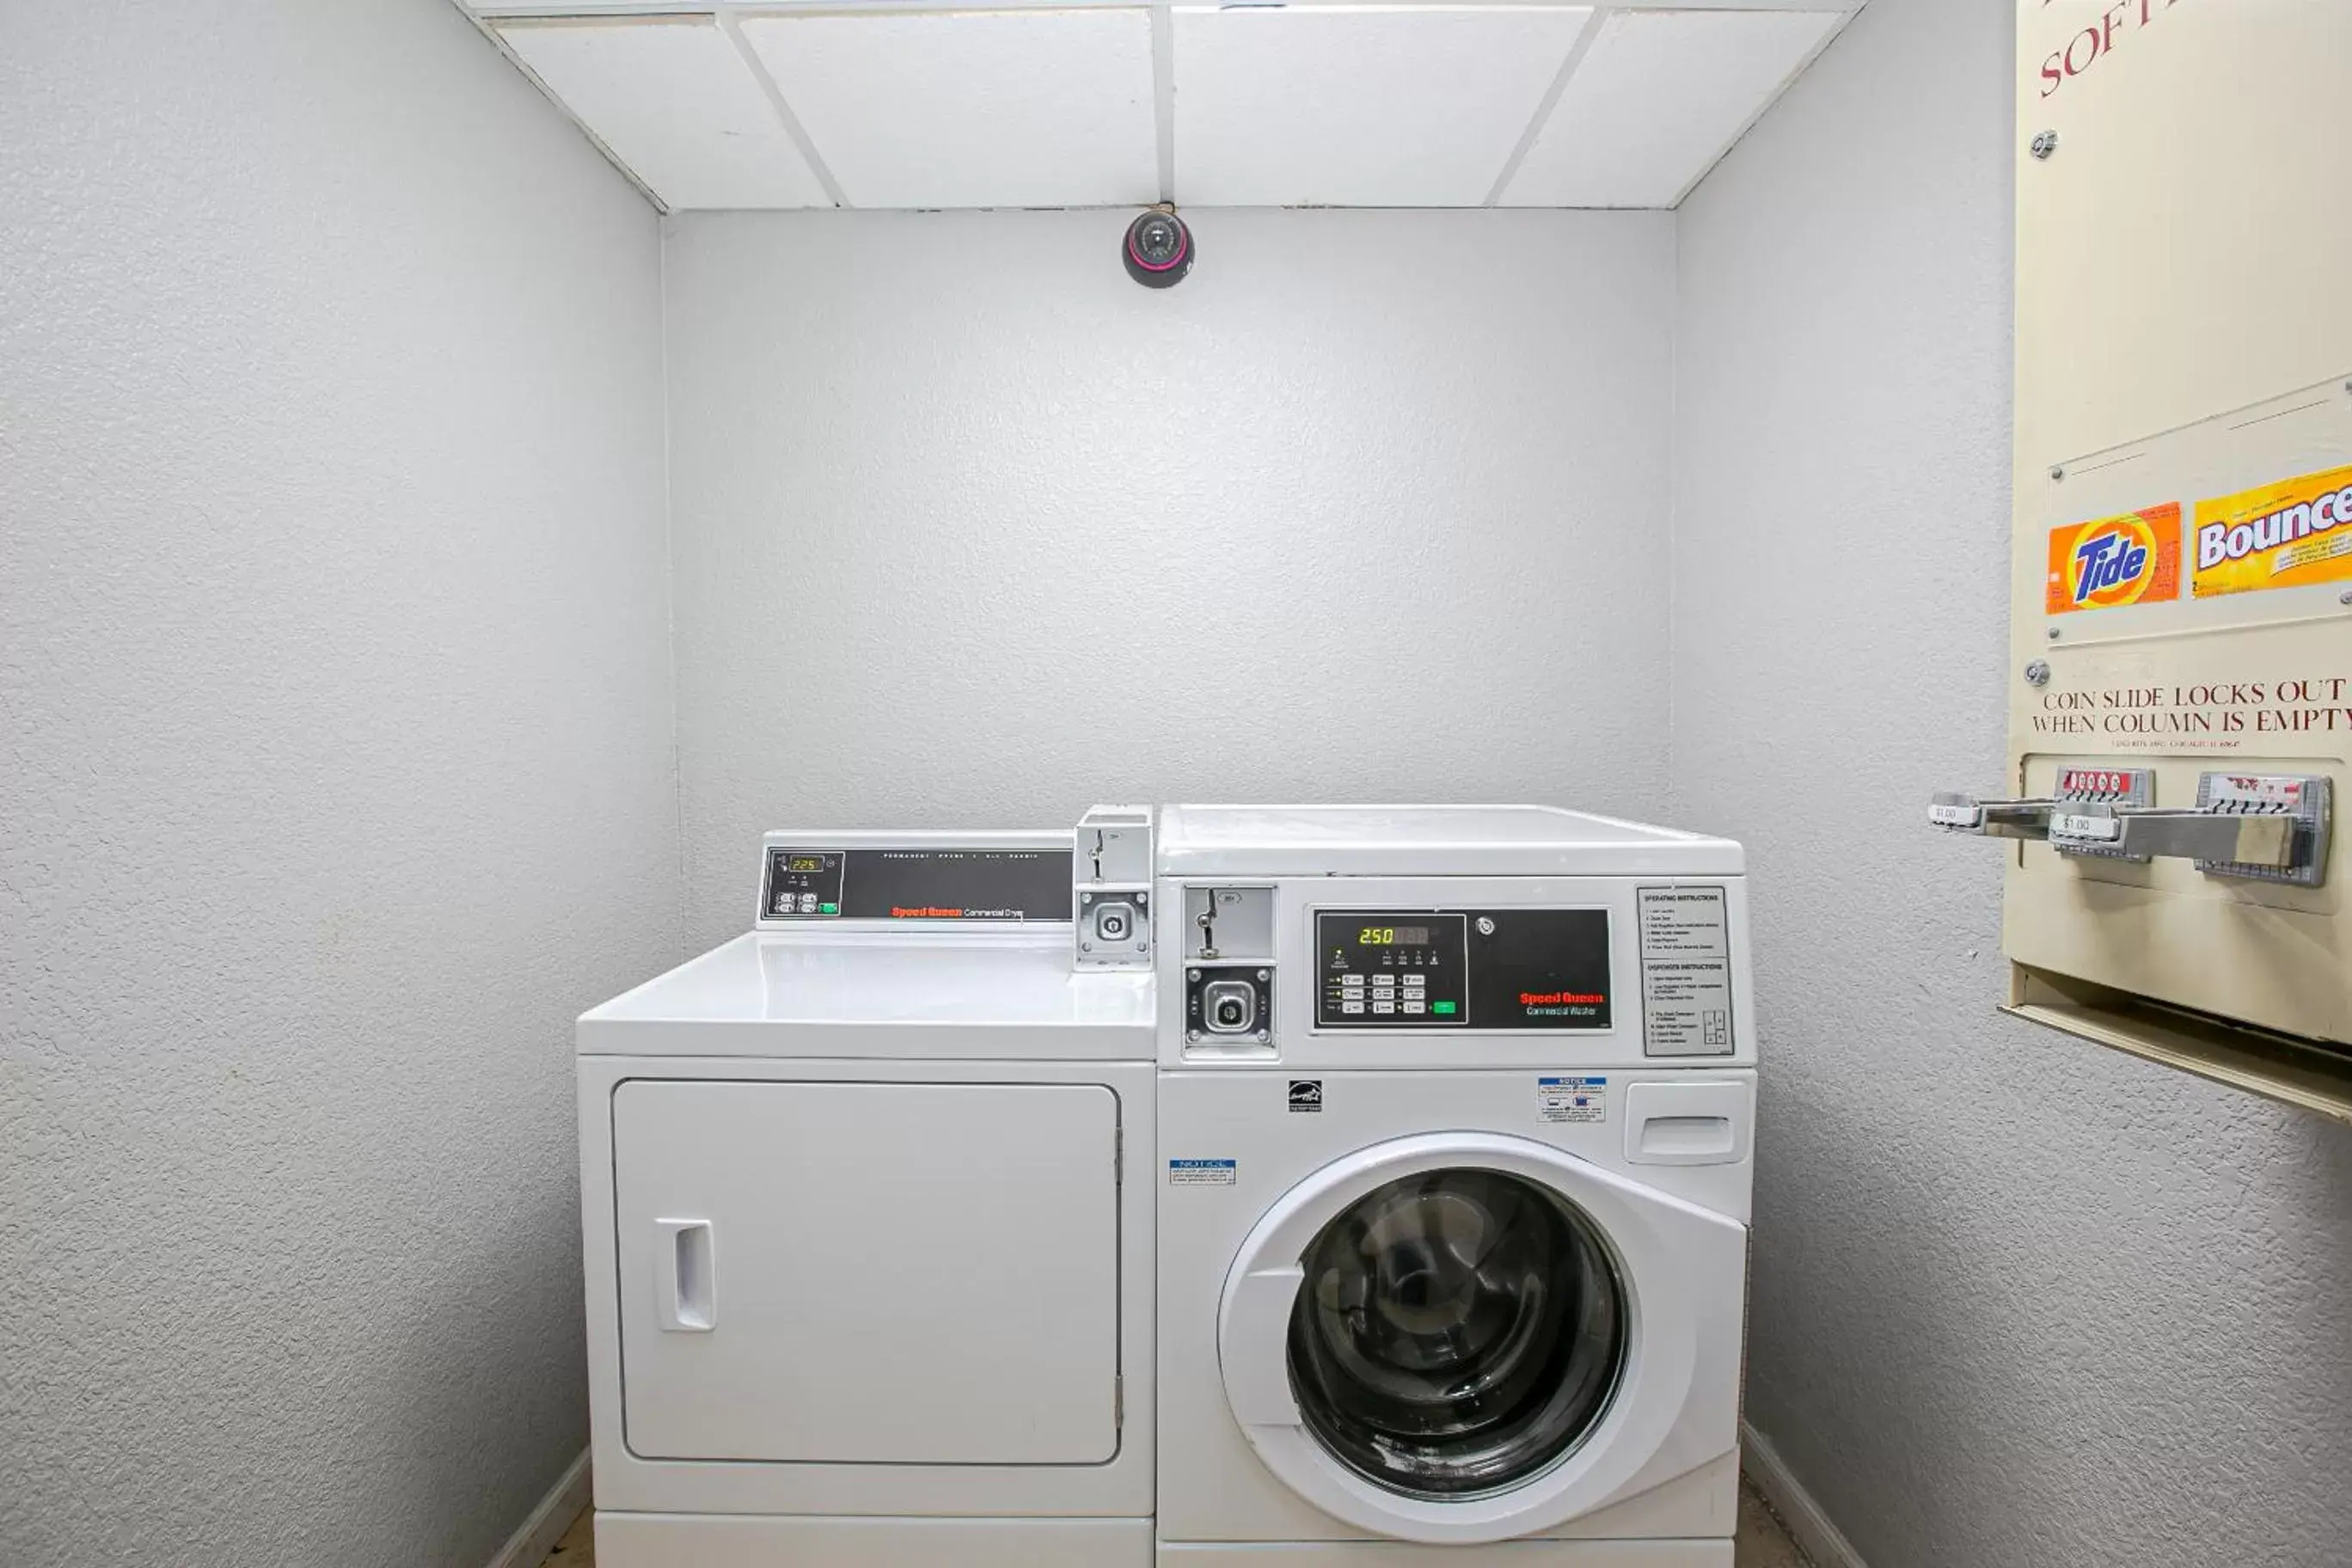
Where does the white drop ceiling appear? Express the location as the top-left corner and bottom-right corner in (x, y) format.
(466, 1), (1863, 212)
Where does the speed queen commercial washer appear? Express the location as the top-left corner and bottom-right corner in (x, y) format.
(576, 820), (1157, 1568)
(1154, 805), (1755, 1567)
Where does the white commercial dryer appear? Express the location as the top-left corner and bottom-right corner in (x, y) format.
(1153, 805), (1755, 1568)
(576, 817), (1159, 1568)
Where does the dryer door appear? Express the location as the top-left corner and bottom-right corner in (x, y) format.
(1216, 1131), (1744, 1544)
(613, 1079), (1122, 1465)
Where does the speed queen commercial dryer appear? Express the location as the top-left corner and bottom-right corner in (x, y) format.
(1154, 805), (1755, 1567)
(576, 818), (1157, 1567)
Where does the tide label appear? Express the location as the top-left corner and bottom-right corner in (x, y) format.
(2045, 504), (2180, 615)
(2192, 464), (2352, 599)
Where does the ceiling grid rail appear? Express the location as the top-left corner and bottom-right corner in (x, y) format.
(1486, 5), (1612, 207)
(462, 0), (1865, 213)
(717, 7), (850, 206)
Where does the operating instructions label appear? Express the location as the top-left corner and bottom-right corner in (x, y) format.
(1638, 885), (1735, 1057)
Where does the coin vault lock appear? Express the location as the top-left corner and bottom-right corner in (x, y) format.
(1075, 805), (1154, 970)
(1186, 965), (1272, 1046)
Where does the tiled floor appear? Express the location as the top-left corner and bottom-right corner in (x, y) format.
(542, 1506), (591, 1565)
(1735, 1479), (1815, 1567)
(540, 1479), (1812, 1565)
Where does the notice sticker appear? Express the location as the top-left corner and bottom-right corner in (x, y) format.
(1638, 885), (1735, 1057)
(1168, 1158), (1237, 1186)
(1540, 1076), (1607, 1124)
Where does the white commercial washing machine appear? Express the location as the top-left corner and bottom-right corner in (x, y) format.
(576, 819), (1159, 1568)
(1153, 805), (1755, 1567)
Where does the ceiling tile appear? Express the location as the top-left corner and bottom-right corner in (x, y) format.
(740, 10), (1159, 210)
(494, 17), (830, 209)
(1500, 9), (1845, 208)
(1172, 6), (1591, 209)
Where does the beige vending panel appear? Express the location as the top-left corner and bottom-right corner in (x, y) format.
(1939, 3), (2352, 1108)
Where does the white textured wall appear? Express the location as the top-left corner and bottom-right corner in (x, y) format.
(664, 208), (1676, 946)
(1671, 2), (2352, 1565)
(0, 5), (677, 1565)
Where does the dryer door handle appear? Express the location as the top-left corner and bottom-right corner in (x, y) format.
(654, 1218), (716, 1332)
(1222, 1265), (1304, 1426)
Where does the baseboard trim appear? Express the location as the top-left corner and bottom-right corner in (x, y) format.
(1741, 1421), (1867, 1568)
(486, 1449), (591, 1568)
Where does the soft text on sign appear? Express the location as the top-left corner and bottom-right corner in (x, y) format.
(2038, 0), (2187, 99)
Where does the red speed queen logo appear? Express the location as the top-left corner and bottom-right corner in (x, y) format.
(1521, 992), (1607, 1007)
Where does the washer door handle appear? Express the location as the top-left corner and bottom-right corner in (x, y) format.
(654, 1218), (716, 1332)
(1222, 1265), (1304, 1426)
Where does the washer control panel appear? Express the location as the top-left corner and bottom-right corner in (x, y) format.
(1314, 909), (1614, 1031)
(1317, 914), (1467, 1026)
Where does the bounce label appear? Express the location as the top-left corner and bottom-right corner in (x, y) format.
(2193, 464), (2352, 599)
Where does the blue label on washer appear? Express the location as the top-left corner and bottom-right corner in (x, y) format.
(1538, 1076), (1607, 1124)
(1168, 1158), (1238, 1186)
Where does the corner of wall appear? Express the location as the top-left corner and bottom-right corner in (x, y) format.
(658, 211), (692, 963)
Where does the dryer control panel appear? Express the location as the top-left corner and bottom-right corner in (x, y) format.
(756, 838), (1073, 926)
(1314, 910), (1611, 1031)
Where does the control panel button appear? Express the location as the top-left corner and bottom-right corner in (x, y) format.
(1314, 911), (1471, 1028)
(765, 848), (848, 920)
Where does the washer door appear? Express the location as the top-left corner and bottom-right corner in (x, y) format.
(1217, 1132), (1745, 1544)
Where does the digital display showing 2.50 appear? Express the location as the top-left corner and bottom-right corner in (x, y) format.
(1315, 909), (1614, 1031)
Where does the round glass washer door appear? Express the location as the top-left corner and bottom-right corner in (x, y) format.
(1216, 1130), (1749, 1544)
(1286, 1167), (1626, 1500)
